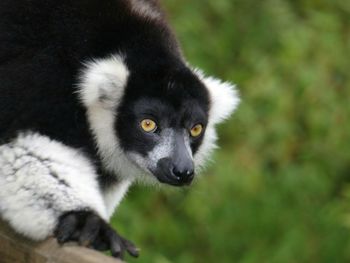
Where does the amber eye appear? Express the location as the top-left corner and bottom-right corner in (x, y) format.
(190, 124), (203, 137)
(140, 119), (157, 133)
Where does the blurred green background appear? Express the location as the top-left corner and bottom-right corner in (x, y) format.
(112, 0), (350, 262)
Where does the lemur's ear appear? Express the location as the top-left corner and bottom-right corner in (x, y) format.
(194, 69), (240, 125)
(79, 55), (129, 109)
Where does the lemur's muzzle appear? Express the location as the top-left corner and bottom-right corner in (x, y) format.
(155, 133), (194, 186)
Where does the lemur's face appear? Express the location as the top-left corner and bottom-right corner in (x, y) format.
(117, 97), (208, 186)
(116, 70), (210, 186)
(80, 56), (239, 186)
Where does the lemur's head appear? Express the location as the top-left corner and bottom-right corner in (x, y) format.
(79, 55), (239, 186)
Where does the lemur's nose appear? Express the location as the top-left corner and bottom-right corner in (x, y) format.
(170, 132), (195, 184)
(172, 166), (194, 184)
(155, 158), (194, 186)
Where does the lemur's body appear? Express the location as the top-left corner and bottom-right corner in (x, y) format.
(0, 0), (239, 258)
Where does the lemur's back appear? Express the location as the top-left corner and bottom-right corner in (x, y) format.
(0, 0), (166, 144)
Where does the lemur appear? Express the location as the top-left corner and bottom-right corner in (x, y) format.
(0, 0), (239, 259)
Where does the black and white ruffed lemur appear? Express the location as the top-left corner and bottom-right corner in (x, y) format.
(0, 0), (239, 259)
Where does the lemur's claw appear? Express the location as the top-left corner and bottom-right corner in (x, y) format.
(55, 211), (139, 259)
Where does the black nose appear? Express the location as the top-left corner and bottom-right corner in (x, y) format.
(172, 166), (194, 184)
(154, 158), (195, 186)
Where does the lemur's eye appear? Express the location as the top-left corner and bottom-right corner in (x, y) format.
(190, 124), (203, 137)
(140, 119), (157, 133)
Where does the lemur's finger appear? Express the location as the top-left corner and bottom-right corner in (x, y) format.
(79, 214), (101, 247)
(122, 238), (140, 258)
(105, 228), (124, 259)
(110, 237), (124, 258)
(55, 213), (78, 244)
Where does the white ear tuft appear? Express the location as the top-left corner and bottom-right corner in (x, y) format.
(194, 69), (240, 125)
(129, 0), (161, 20)
(78, 55), (130, 109)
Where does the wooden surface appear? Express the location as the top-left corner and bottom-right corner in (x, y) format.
(0, 220), (123, 263)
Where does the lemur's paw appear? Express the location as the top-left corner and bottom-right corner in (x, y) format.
(54, 211), (139, 259)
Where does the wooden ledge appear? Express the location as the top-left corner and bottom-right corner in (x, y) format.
(0, 220), (123, 263)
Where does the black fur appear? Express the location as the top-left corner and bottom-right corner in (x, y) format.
(0, 0), (210, 181)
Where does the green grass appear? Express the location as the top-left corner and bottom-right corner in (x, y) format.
(112, 1), (350, 262)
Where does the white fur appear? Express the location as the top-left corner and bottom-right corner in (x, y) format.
(103, 180), (132, 219)
(79, 54), (142, 187)
(194, 69), (240, 125)
(79, 55), (130, 109)
(129, 0), (161, 20)
(194, 125), (218, 169)
(0, 133), (107, 240)
(147, 129), (175, 170)
(193, 69), (240, 168)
